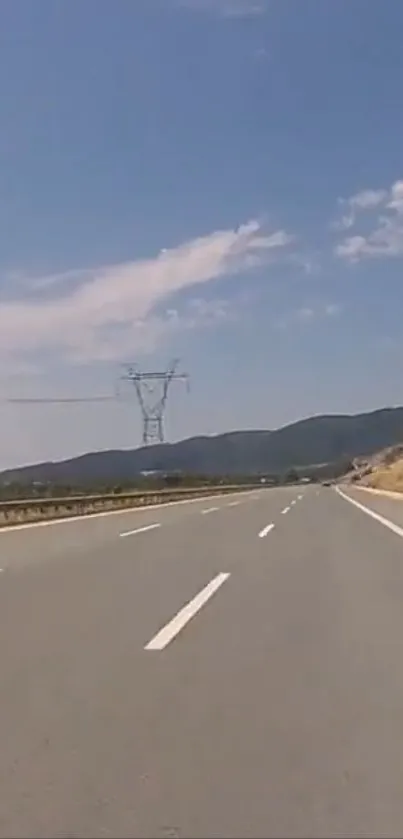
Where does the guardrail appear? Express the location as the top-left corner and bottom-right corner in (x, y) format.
(0, 484), (263, 528)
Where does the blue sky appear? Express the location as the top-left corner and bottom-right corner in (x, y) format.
(1, 0), (403, 467)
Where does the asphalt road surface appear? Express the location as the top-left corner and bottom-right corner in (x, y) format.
(3, 484), (403, 837)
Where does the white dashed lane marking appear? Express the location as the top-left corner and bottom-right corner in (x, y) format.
(145, 573), (231, 651)
(120, 523), (161, 538)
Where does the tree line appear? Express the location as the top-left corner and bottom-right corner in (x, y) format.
(0, 458), (353, 502)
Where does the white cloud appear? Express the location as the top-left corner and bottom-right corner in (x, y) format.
(335, 235), (368, 260)
(349, 189), (387, 210)
(0, 219), (292, 366)
(388, 179), (403, 213)
(335, 178), (403, 260)
(251, 229), (292, 249)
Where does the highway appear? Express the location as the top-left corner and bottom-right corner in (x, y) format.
(2, 485), (403, 837)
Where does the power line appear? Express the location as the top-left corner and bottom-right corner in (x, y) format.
(5, 358), (190, 447)
(7, 396), (115, 403)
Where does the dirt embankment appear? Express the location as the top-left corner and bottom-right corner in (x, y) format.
(347, 445), (403, 493)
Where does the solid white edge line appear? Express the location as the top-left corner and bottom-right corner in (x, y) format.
(0, 488), (261, 535)
(281, 506), (290, 514)
(258, 523), (275, 538)
(336, 487), (403, 540)
(120, 523), (161, 538)
(145, 572), (230, 651)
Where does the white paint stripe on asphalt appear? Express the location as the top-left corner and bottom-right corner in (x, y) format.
(337, 488), (403, 540)
(258, 523), (275, 538)
(298, 494), (303, 500)
(291, 500), (296, 506)
(0, 490), (261, 535)
(120, 523), (161, 538)
(202, 506), (219, 515)
(228, 501), (241, 507)
(145, 572), (230, 651)
(281, 506), (290, 514)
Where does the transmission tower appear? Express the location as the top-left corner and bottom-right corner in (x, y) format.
(120, 359), (189, 446)
(5, 359), (189, 448)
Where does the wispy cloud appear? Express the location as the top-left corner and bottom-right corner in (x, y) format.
(335, 179), (403, 260)
(324, 303), (341, 317)
(218, 0), (266, 18)
(254, 46), (270, 61)
(178, 0), (267, 18)
(334, 189), (387, 231)
(287, 251), (322, 276)
(0, 219), (293, 366)
(275, 303), (341, 330)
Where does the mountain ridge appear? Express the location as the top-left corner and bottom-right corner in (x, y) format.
(3, 406), (403, 484)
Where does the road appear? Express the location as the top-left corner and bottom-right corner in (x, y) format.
(2, 484), (403, 837)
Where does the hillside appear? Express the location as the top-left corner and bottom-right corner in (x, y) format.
(2, 406), (403, 486)
(347, 443), (403, 493)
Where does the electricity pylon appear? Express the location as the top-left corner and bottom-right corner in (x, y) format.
(120, 358), (189, 446)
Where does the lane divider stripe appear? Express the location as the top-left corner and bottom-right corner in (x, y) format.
(259, 523), (275, 538)
(120, 523), (161, 538)
(145, 572), (230, 651)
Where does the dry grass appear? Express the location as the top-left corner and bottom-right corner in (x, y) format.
(366, 457), (403, 493)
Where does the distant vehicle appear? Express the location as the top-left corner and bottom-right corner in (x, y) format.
(322, 481), (332, 487)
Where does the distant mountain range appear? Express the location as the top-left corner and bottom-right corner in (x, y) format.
(2, 406), (403, 485)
